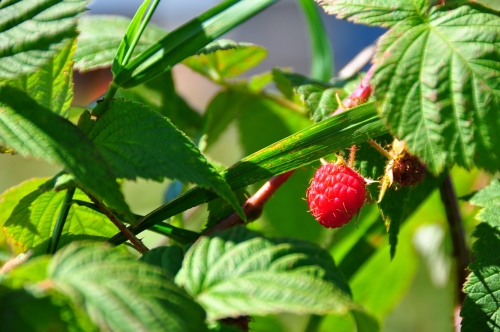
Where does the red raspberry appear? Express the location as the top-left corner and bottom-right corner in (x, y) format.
(307, 160), (366, 228)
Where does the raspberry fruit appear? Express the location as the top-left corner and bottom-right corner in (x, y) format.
(307, 159), (366, 228)
(392, 152), (426, 187)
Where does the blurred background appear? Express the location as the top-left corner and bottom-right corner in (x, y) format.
(0, 1), (494, 331)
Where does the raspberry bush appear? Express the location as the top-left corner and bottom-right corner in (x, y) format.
(0, 0), (499, 331)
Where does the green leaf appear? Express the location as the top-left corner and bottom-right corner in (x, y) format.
(175, 227), (353, 321)
(116, 71), (202, 138)
(74, 15), (167, 72)
(8, 39), (76, 117)
(1, 178), (117, 252)
(380, 187), (411, 259)
(0, 86), (130, 217)
(316, 0), (427, 28)
(183, 40), (267, 83)
(0, 286), (72, 332)
(372, 3), (500, 173)
(298, 0), (334, 80)
(274, 69), (347, 122)
(204, 188), (249, 232)
(82, 98), (244, 219)
(0, 0), (87, 79)
(461, 180), (500, 331)
(114, 0), (278, 88)
(109, 102), (387, 244)
(48, 242), (209, 332)
(351, 308), (381, 332)
(139, 245), (184, 281)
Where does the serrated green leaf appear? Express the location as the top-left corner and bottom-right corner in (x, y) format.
(372, 3), (500, 173)
(175, 227), (353, 321)
(139, 245), (184, 281)
(8, 39), (76, 117)
(1, 178), (117, 253)
(274, 69), (347, 122)
(183, 40), (267, 83)
(116, 71), (202, 138)
(0, 86), (130, 217)
(461, 180), (500, 331)
(48, 242), (209, 332)
(82, 98), (244, 219)
(316, 0), (427, 28)
(380, 187), (411, 259)
(74, 15), (167, 72)
(0, 0), (87, 79)
(109, 103), (387, 245)
(114, 0), (277, 88)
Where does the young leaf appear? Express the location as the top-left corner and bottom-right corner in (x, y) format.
(7, 39), (76, 117)
(0, 0), (87, 79)
(175, 227), (353, 321)
(273, 68), (347, 122)
(47, 242), (209, 332)
(1, 178), (117, 253)
(316, 0), (427, 28)
(109, 103), (387, 244)
(112, 0), (160, 75)
(183, 40), (268, 83)
(0, 85), (130, 217)
(113, 0), (278, 88)
(74, 15), (167, 72)
(139, 245), (184, 281)
(461, 180), (500, 331)
(371, 3), (500, 173)
(81, 98), (244, 219)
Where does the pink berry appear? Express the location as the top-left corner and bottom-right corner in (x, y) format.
(307, 161), (366, 228)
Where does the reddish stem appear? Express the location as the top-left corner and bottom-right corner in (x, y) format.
(203, 170), (295, 235)
(332, 65), (374, 116)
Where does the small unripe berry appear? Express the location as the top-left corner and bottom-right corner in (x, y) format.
(392, 153), (426, 187)
(307, 160), (366, 228)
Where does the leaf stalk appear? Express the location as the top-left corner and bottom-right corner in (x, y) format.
(47, 187), (76, 254)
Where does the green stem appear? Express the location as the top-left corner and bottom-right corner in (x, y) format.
(304, 315), (322, 332)
(297, 0), (333, 80)
(122, 0), (161, 66)
(47, 188), (75, 254)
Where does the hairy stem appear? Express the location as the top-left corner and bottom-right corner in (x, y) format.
(203, 170), (295, 235)
(47, 187), (75, 254)
(367, 139), (392, 159)
(84, 191), (149, 254)
(439, 174), (469, 330)
(332, 65), (374, 116)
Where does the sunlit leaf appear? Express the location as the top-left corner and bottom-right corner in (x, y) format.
(176, 227), (353, 321)
(0, 0), (87, 79)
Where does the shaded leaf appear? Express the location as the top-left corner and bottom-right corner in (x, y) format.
(1, 178), (117, 253)
(316, 0), (427, 28)
(8, 39), (76, 117)
(82, 98), (244, 218)
(204, 188), (249, 232)
(0, 0), (87, 79)
(74, 15), (166, 72)
(0, 86), (130, 217)
(461, 180), (500, 331)
(183, 40), (267, 83)
(140, 245), (184, 281)
(372, 3), (500, 173)
(176, 227), (353, 321)
(48, 242), (209, 332)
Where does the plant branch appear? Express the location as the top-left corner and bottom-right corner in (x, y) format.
(83, 190), (149, 254)
(203, 170), (295, 235)
(332, 65), (374, 116)
(439, 173), (469, 330)
(47, 187), (75, 254)
(338, 43), (376, 79)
